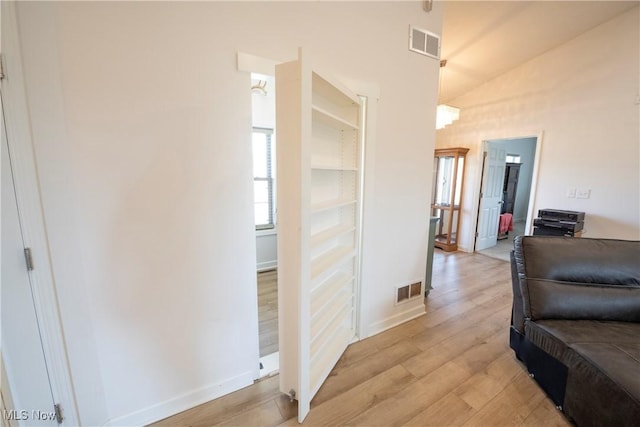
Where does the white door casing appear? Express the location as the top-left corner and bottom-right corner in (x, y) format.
(1, 102), (58, 426)
(1, 1), (78, 424)
(475, 142), (506, 251)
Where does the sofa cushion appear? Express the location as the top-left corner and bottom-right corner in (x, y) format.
(525, 320), (640, 363)
(525, 320), (640, 427)
(570, 341), (640, 404)
(514, 236), (640, 286)
(524, 279), (640, 321)
(564, 342), (640, 427)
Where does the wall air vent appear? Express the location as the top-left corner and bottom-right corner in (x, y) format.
(409, 25), (440, 59)
(395, 281), (423, 304)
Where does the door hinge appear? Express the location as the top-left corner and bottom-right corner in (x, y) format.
(24, 247), (34, 271)
(54, 403), (63, 424)
(0, 54), (5, 80)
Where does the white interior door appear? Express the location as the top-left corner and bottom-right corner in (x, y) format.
(1, 98), (58, 426)
(475, 142), (506, 251)
(276, 51), (361, 422)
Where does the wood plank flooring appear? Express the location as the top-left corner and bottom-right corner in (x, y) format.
(151, 251), (572, 427)
(258, 270), (278, 357)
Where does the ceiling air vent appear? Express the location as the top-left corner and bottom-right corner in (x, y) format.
(409, 25), (440, 59)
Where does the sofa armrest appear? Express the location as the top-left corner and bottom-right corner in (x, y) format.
(510, 250), (525, 333)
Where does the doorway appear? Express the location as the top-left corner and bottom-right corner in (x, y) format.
(241, 52), (373, 421)
(250, 72), (280, 377)
(475, 136), (538, 261)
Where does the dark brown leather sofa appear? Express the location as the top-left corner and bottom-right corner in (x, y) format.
(509, 236), (640, 427)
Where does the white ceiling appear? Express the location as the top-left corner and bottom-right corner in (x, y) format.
(439, 1), (638, 103)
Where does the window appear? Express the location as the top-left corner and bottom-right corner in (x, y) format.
(253, 128), (275, 230)
(506, 154), (521, 163)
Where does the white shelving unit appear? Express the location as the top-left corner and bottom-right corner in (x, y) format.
(276, 50), (363, 422)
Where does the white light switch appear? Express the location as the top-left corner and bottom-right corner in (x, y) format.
(566, 187), (576, 198)
(576, 189), (591, 199)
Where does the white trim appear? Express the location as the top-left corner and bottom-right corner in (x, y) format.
(255, 227), (277, 237)
(237, 52), (280, 76)
(347, 83), (379, 341)
(470, 131), (543, 252)
(258, 352), (279, 379)
(103, 371), (255, 427)
(367, 303), (426, 338)
(0, 3), (79, 425)
(524, 132), (544, 235)
(257, 261), (277, 272)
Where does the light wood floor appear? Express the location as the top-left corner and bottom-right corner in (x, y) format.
(258, 270), (279, 357)
(151, 251), (572, 427)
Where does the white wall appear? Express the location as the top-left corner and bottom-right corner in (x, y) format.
(15, 1), (441, 424)
(437, 6), (640, 251)
(256, 230), (277, 272)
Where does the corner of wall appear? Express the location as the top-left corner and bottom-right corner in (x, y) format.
(365, 299), (425, 339)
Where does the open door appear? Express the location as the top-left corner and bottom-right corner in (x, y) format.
(276, 49), (361, 422)
(475, 142), (506, 251)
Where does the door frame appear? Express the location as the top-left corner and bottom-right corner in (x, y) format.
(1, 2), (78, 424)
(237, 51), (379, 380)
(474, 141), (506, 251)
(472, 132), (543, 252)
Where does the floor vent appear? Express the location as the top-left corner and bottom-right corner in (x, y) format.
(409, 26), (440, 59)
(396, 281), (423, 304)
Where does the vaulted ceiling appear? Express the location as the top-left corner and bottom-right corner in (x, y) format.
(439, 1), (638, 103)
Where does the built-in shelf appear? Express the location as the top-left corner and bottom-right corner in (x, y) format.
(276, 51), (362, 422)
(311, 286), (349, 339)
(311, 271), (353, 307)
(308, 322), (353, 397)
(311, 224), (356, 248)
(311, 198), (357, 214)
(310, 301), (351, 356)
(312, 105), (359, 131)
(310, 246), (356, 280)
(311, 164), (358, 171)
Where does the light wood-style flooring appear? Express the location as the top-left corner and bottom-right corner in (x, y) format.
(151, 251), (572, 427)
(258, 269), (279, 357)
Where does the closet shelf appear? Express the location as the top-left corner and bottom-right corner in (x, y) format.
(311, 224), (356, 248)
(311, 271), (354, 308)
(310, 246), (356, 281)
(311, 164), (358, 171)
(311, 198), (357, 213)
(312, 105), (359, 131)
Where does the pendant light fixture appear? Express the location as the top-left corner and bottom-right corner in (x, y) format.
(436, 59), (460, 130)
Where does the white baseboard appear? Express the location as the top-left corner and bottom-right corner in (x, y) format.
(366, 303), (426, 338)
(104, 371), (254, 427)
(257, 261), (277, 272)
(458, 244), (472, 253)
